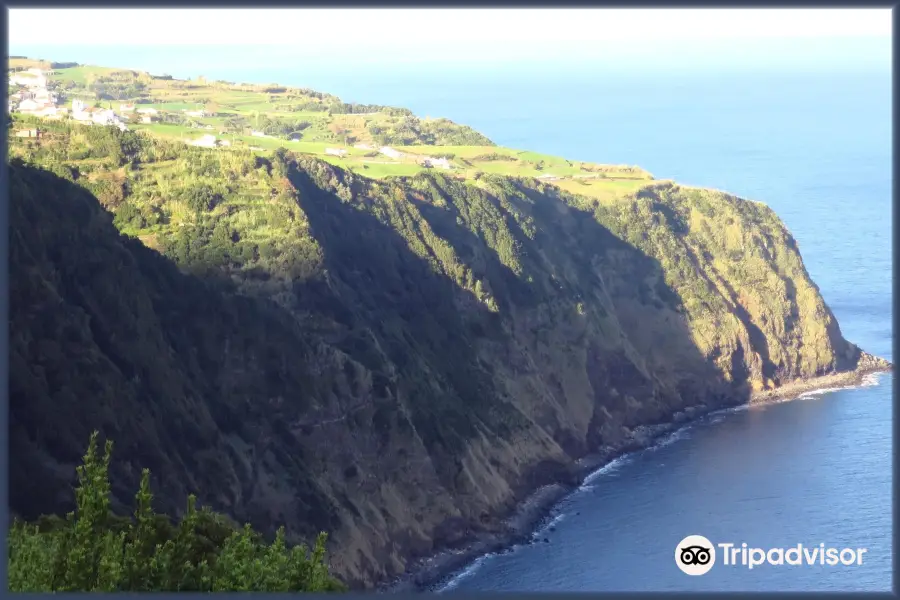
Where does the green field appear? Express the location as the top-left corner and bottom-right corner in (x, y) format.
(14, 57), (657, 199)
(53, 65), (122, 86)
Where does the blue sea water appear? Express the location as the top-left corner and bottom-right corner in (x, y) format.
(14, 43), (893, 592)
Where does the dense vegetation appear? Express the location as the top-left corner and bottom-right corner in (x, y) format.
(9, 433), (343, 592)
(367, 115), (494, 146)
(9, 96), (866, 588)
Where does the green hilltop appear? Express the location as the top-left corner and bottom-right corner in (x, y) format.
(10, 57), (652, 191)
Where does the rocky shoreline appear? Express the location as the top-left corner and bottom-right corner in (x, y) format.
(383, 356), (892, 593)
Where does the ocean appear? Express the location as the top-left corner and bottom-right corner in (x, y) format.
(13, 43), (893, 592)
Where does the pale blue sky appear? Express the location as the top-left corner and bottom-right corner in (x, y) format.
(9, 8), (892, 72)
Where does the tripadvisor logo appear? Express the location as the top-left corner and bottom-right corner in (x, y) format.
(675, 535), (868, 575)
(675, 535), (716, 576)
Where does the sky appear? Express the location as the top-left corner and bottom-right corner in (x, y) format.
(9, 8), (893, 70)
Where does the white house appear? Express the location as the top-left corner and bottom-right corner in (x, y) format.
(33, 106), (60, 119)
(14, 128), (41, 138)
(422, 157), (452, 170)
(189, 134), (218, 148)
(92, 109), (118, 125)
(136, 107), (158, 115)
(251, 130), (267, 138)
(17, 99), (40, 112)
(325, 147), (348, 157)
(33, 89), (56, 104)
(141, 114), (156, 124)
(218, 139), (232, 147)
(119, 103), (136, 113)
(73, 106), (95, 122)
(379, 146), (403, 159)
(184, 109), (206, 118)
(354, 143), (373, 150)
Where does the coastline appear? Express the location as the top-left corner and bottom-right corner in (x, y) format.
(384, 357), (893, 593)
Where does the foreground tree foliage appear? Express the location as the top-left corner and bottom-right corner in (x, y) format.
(8, 432), (345, 592)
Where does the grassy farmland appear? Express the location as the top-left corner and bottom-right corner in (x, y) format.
(10, 58), (655, 201)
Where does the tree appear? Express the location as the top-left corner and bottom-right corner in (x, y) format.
(8, 432), (344, 592)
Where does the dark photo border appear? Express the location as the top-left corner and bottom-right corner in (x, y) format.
(2, 3), (896, 598)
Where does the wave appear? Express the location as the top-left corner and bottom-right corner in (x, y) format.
(435, 552), (498, 593)
(647, 426), (692, 450)
(861, 371), (887, 387)
(580, 454), (633, 487)
(532, 512), (566, 539)
(789, 370), (887, 402)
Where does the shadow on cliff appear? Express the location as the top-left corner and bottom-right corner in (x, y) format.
(10, 161), (341, 541)
(288, 162), (751, 467)
(286, 164), (521, 498)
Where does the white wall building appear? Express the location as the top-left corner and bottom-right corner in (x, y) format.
(379, 146), (403, 159)
(17, 98), (40, 112)
(422, 157), (452, 170)
(189, 134), (218, 148)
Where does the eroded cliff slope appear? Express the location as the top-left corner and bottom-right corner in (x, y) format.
(10, 152), (882, 588)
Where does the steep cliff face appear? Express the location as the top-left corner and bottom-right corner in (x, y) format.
(10, 157), (874, 588)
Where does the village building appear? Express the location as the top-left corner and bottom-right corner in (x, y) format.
(92, 109), (118, 125)
(251, 130), (267, 137)
(33, 89), (57, 105)
(379, 146), (404, 159)
(421, 157), (452, 170)
(72, 106), (95, 122)
(14, 128), (42, 139)
(17, 98), (40, 112)
(184, 109), (206, 118)
(325, 147), (348, 157)
(136, 107), (158, 115)
(32, 106), (61, 119)
(119, 103), (136, 113)
(189, 134), (218, 148)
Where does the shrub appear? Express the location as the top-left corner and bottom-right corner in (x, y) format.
(8, 432), (344, 592)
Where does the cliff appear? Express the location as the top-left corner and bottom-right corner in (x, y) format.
(10, 145), (888, 588)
